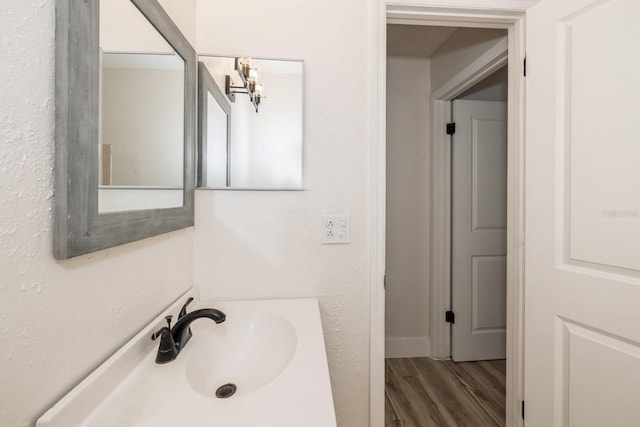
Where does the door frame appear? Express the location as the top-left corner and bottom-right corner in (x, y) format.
(370, 3), (527, 427)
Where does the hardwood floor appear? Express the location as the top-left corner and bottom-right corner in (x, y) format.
(385, 358), (506, 427)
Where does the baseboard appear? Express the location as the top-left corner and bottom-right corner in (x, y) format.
(385, 336), (430, 358)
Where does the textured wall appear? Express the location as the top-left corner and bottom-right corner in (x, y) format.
(194, 0), (372, 425)
(385, 56), (431, 356)
(0, 1), (194, 426)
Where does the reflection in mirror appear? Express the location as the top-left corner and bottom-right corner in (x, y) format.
(197, 62), (230, 188)
(198, 56), (303, 190)
(98, 0), (184, 212)
(206, 91), (230, 187)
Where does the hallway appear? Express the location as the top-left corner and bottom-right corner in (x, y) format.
(385, 358), (506, 426)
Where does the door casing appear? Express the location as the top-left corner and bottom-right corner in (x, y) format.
(370, 3), (527, 427)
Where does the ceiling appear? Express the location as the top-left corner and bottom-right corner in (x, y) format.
(387, 25), (457, 57)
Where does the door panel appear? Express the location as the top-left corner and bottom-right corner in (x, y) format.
(451, 100), (507, 362)
(561, 319), (640, 427)
(472, 255), (506, 331)
(566, 0), (640, 272)
(526, 0), (640, 425)
(473, 118), (508, 231)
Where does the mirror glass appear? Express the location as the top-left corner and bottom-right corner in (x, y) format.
(198, 56), (303, 190)
(205, 91), (230, 187)
(98, 0), (185, 212)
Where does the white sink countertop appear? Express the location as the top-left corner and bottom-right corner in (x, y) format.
(37, 288), (337, 427)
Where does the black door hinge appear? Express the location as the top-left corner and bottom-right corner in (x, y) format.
(446, 123), (456, 135)
(521, 401), (525, 419)
(523, 57), (527, 77)
(445, 310), (455, 324)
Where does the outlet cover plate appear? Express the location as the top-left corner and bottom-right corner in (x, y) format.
(321, 216), (350, 244)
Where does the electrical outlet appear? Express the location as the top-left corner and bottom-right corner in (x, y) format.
(322, 216), (350, 244)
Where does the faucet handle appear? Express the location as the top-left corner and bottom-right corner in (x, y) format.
(178, 297), (194, 319)
(151, 316), (173, 341)
(151, 326), (178, 363)
(178, 298), (194, 347)
(151, 327), (164, 341)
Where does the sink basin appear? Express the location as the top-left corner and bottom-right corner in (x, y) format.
(37, 290), (336, 427)
(185, 312), (297, 398)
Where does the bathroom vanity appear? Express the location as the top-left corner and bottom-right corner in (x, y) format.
(37, 289), (336, 426)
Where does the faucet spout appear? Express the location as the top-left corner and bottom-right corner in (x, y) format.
(171, 308), (226, 351)
(152, 306), (226, 364)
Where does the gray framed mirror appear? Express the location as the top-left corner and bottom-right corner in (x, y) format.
(54, 0), (196, 259)
(197, 55), (304, 190)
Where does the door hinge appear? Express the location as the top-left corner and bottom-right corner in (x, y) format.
(521, 401), (525, 420)
(523, 57), (527, 77)
(383, 273), (386, 290)
(445, 310), (455, 324)
(446, 122), (456, 135)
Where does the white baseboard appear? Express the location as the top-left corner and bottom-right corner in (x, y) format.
(385, 336), (430, 358)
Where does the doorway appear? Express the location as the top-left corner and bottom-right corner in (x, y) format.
(371, 5), (526, 427)
(385, 28), (508, 423)
(385, 25), (508, 359)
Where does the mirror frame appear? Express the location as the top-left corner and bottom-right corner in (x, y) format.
(197, 62), (231, 188)
(54, 0), (196, 259)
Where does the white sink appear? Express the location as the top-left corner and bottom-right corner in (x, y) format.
(36, 289), (336, 427)
(185, 312), (297, 398)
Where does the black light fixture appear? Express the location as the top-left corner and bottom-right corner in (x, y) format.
(225, 57), (263, 112)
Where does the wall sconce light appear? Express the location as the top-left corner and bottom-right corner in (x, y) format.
(225, 57), (263, 112)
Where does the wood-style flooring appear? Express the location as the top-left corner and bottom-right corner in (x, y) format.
(385, 358), (506, 427)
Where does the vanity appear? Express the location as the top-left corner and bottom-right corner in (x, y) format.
(48, 0), (331, 423)
(37, 289), (336, 426)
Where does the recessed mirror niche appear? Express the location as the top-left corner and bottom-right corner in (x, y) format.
(98, 0), (185, 212)
(197, 56), (304, 190)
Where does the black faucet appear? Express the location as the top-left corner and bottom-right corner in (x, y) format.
(152, 302), (226, 364)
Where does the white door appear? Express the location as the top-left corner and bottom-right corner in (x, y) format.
(525, 0), (640, 425)
(451, 99), (507, 362)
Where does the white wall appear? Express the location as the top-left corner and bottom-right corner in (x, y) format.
(159, 0), (196, 47)
(0, 1), (196, 426)
(430, 28), (507, 92)
(194, 0), (372, 425)
(385, 56), (431, 358)
(458, 65), (508, 101)
(386, 0), (538, 10)
(102, 67), (184, 186)
(98, 188), (184, 212)
(248, 71), (303, 188)
(101, 0), (174, 53)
